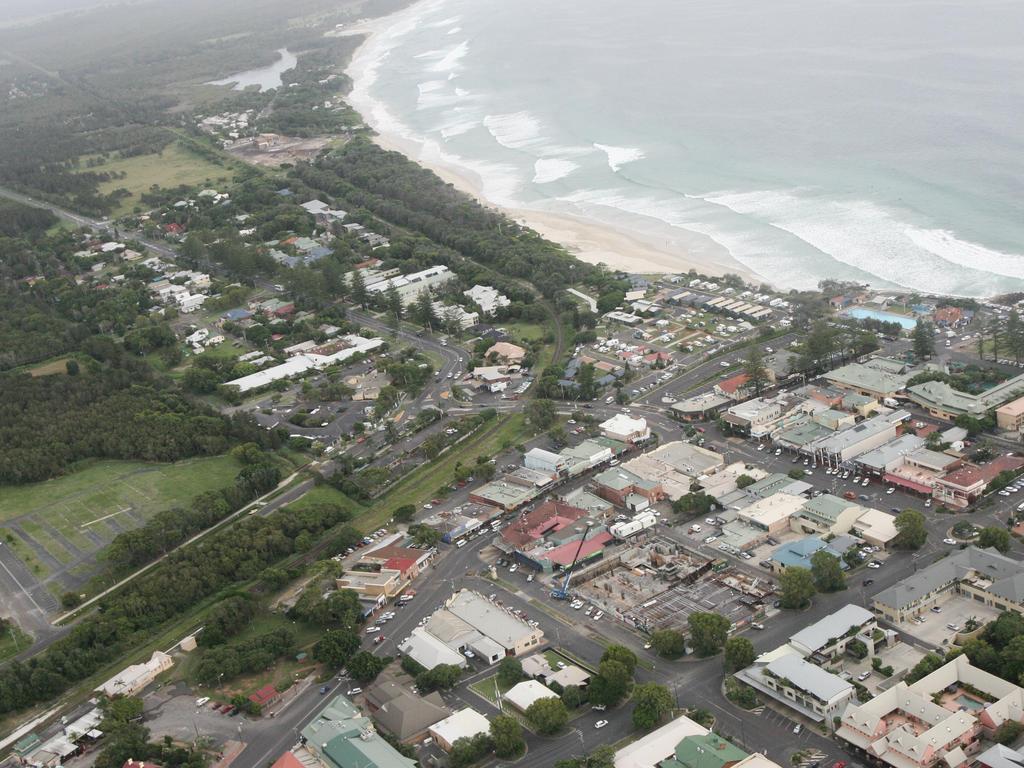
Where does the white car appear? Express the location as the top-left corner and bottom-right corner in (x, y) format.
(595, 720), (609, 729)
(509, 564), (518, 573)
(886, 487), (896, 495)
(774, 448), (782, 456)
(593, 611), (604, 620)
(347, 688), (362, 696)
(757, 444), (765, 451)
(704, 535), (718, 544)
(366, 626), (381, 634)
(867, 561), (881, 569)
(943, 538), (958, 545)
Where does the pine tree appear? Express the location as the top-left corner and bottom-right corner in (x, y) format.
(743, 346), (770, 395)
(913, 320), (935, 360)
(385, 283), (403, 325)
(413, 290), (437, 330)
(350, 269), (369, 308)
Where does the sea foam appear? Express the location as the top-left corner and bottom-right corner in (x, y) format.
(593, 143), (645, 172)
(533, 159), (579, 184)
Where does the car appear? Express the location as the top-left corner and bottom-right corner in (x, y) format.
(595, 720), (609, 729)
(999, 490), (1011, 496)
(774, 448), (782, 456)
(720, 361), (730, 367)
(947, 623), (961, 631)
(557, 661), (567, 669)
(705, 517), (717, 525)
(374, 635), (385, 644)
(793, 724), (802, 734)
(464, 650), (476, 658)
(886, 487), (896, 494)
(757, 444), (765, 451)
(320, 685), (331, 694)
(643, 642), (652, 649)
(366, 626), (381, 634)
(526, 574), (534, 582)
(509, 564), (518, 573)
(195, 697), (211, 707)
(931, 606), (942, 613)
(863, 579), (874, 586)
(833, 761), (848, 768)
(347, 688), (362, 696)
(593, 611), (604, 620)
(704, 535), (718, 544)
(943, 537), (958, 545)
(567, 419), (576, 425)
(867, 562), (881, 569)
(751, 622), (765, 630)
(422, 503), (433, 510)
(862, 477), (870, 486)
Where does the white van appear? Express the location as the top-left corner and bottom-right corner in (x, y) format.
(690, 524), (702, 533)
(456, 538), (468, 548)
(195, 697), (210, 707)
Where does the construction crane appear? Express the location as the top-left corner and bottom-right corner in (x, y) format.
(550, 523), (593, 600)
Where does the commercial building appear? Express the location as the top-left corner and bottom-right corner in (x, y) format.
(95, 651), (173, 698)
(600, 414), (651, 443)
(932, 455), (1024, 509)
(618, 441), (725, 501)
(908, 370), (1024, 421)
(614, 715), (710, 768)
(666, 734), (748, 768)
(524, 447), (570, 476)
(671, 393), (731, 421)
(398, 628), (468, 670)
(855, 434), (926, 476)
(737, 492), (805, 534)
(723, 398), (784, 437)
(769, 536), (845, 572)
(872, 546), (1024, 623)
(790, 495), (897, 548)
(299, 694), (418, 768)
(885, 448), (961, 495)
(997, 396), (1024, 432)
(594, 467), (664, 507)
(740, 652), (855, 726)
(823, 358), (914, 400)
(445, 589), (544, 656)
(808, 410), (912, 466)
(364, 680), (450, 744)
(428, 708), (491, 752)
(837, 655), (1024, 768)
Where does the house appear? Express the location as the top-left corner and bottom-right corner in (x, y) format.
(837, 655), (1024, 768)
(364, 680), (450, 743)
(715, 373), (752, 401)
(485, 341), (526, 365)
(504, 680), (558, 712)
(249, 683), (282, 709)
(96, 651), (173, 698)
(599, 414), (651, 443)
(300, 694), (418, 768)
(872, 545), (1024, 623)
(428, 708), (491, 752)
(932, 456), (1024, 509)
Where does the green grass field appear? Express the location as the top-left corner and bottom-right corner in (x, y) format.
(0, 456), (244, 577)
(89, 141), (233, 216)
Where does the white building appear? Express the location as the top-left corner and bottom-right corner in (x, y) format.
(599, 414), (651, 444)
(428, 708), (491, 752)
(433, 302), (479, 330)
(504, 680), (558, 712)
(96, 651), (173, 698)
(398, 627), (468, 671)
(366, 265), (454, 306)
(464, 285), (510, 316)
(524, 447), (569, 475)
(225, 335), (384, 392)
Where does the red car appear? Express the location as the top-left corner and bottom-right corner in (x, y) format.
(374, 635), (386, 645)
(832, 762), (847, 768)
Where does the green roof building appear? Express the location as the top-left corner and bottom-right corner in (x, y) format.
(301, 695), (417, 768)
(661, 733), (748, 768)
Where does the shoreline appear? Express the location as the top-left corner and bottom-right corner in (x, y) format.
(340, 4), (762, 284)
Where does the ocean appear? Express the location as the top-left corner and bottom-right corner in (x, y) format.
(349, 0), (1024, 297)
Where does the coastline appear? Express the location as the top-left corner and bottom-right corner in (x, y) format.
(341, 4), (762, 284)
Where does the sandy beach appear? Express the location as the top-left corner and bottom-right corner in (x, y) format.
(341, 4), (761, 284)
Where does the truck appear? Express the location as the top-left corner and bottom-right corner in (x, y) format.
(609, 512), (658, 540)
(883, 397), (900, 408)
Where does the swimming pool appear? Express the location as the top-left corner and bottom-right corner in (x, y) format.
(844, 308), (918, 329)
(955, 694), (985, 710)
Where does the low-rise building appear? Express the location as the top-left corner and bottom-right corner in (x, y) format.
(484, 341), (526, 365)
(95, 651), (173, 698)
(824, 358), (914, 400)
(445, 589), (544, 656)
(364, 680), (450, 743)
(873, 545), (1024, 623)
(300, 694), (418, 768)
(504, 680), (558, 712)
(741, 652), (855, 727)
(909, 371), (1024, 421)
(770, 536), (845, 572)
(723, 398), (784, 437)
(789, 604), (879, 659)
(464, 285), (510, 316)
(524, 447), (570, 476)
(997, 396), (1024, 432)
(600, 414), (651, 443)
(594, 467), (664, 507)
(428, 708), (491, 752)
(809, 410), (912, 466)
(932, 455), (1024, 509)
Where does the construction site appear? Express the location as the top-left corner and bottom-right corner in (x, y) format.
(572, 536), (773, 633)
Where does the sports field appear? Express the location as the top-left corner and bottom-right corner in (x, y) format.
(0, 455), (242, 578)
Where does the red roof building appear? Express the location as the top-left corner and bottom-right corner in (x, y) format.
(715, 373), (752, 400)
(269, 753), (305, 768)
(933, 455), (1024, 509)
(248, 683), (281, 708)
(932, 306), (966, 327)
(542, 531), (613, 569)
(162, 223), (185, 235)
(501, 500), (589, 549)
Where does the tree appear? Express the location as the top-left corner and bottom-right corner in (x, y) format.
(392, 504), (416, 523)
(588, 659), (632, 706)
(416, 663), (462, 692)
(525, 697), (569, 735)
(787, 467), (807, 480)
(978, 526), (1013, 553)
(688, 612), (730, 657)
(490, 714), (525, 757)
(412, 290), (437, 330)
(631, 683), (674, 730)
(650, 629), (686, 658)
(672, 491), (715, 517)
(450, 733), (494, 768)
(497, 657), (525, 687)
(735, 474), (756, 489)
(742, 346), (770, 396)
(65, 359), (79, 375)
(995, 721), (1024, 746)
(346, 651), (386, 683)
(409, 524), (442, 548)
(525, 398), (557, 429)
(601, 644), (638, 674)
(314, 630), (361, 669)
(913, 320), (935, 360)
(350, 269), (368, 308)
(724, 637), (756, 673)
(810, 550), (846, 592)
(561, 684), (584, 709)
(385, 283), (403, 325)
(894, 509), (928, 550)
(779, 566), (816, 609)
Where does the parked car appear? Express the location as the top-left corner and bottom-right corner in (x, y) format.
(347, 688), (362, 696)
(595, 720), (609, 729)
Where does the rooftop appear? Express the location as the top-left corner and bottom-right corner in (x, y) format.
(765, 653), (853, 702)
(446, 589), (540, 650)
(790, 604), (874, 655)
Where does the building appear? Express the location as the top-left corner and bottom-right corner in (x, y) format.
(770, 536), (845, 572)
(855, 434), (926, 476)
(741, 652), (855, 726)
(932, 455), (1024, 509)
(837, 655), (1024, 768)
(872, 546), (1024, 623)
(614, 714), (711, 768)
(524, 447), (570, 476)
(95, 651), (173, 698)
(823, 358), (914, 400)
(433, 302), (479, 330)
(808, 410), (912, 466)
(667, 734), (748, 768)
(714, 372), (753, 401)
(671, 393), (731, 421)
(594, 467), (664, 507)
(365, 265), (454, 306)
(976, 744), (1024, 768)
(445, 589), (544, 656)
(249, 683), (282, 709)
(909, 371), (1024, 421)
(789, 604), (879, 658)
(464, 285), (510, 316)
(398, 627), (468, 670)
(484, 341), (526, 365)
(427, 708), (491, 752)
(503, 679), (558, 712)
(225, 335), (384, 392)
(997, 396), (1024, 432)
(364, 680), (450, 743)
(599, 414), (651, 444)
(737, 492), (805, 534)
(885, 448), (961, 495)
(723, 398), (784, 437)
(300, 694), (418, 768)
